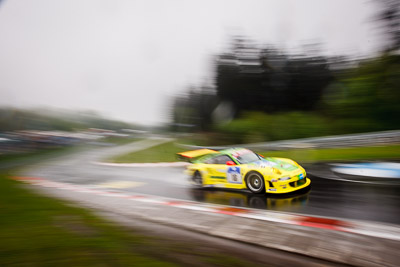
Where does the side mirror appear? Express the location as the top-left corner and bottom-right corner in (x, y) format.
(226, 161), (236, 166)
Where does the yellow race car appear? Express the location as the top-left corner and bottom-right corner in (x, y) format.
(178, 147), (311, 194)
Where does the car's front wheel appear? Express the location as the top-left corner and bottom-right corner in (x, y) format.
(246, 171), (265, 194)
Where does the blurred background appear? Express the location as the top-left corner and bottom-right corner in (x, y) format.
(0, 0), (398, 148)
(0, 1), (399, 266)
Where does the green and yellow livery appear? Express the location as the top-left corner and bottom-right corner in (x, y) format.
(179, 148), (311, 194)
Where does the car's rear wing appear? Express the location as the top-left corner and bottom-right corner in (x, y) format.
(177, 148), (217, 162)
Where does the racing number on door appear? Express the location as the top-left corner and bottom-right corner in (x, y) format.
(227, 167), (242, 184)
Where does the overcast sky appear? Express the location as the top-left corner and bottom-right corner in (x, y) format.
(0, 0), (381, 125)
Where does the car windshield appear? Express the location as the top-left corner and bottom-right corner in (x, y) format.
(232, 151), (260, 164)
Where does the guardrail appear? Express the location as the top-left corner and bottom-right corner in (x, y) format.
(177, 130), (400, 151)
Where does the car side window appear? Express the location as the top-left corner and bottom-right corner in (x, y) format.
(204, 156), (217, 164)
(213, 155), (233, 164)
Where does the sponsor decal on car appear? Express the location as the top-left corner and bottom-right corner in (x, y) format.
(227, 166), (242, 184)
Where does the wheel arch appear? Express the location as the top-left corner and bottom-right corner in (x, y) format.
(244, 170), (267, 193)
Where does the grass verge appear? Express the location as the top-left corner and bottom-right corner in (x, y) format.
(0, 170), (179, 266)
(110, 141), (400, 163)
(111, 141), (183, 163)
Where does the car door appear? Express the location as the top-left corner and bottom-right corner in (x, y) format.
(206, 155), (245, 189)
(205, 155), (232, 185)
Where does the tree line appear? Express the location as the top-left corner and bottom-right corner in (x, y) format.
(171, 1), (400, 144)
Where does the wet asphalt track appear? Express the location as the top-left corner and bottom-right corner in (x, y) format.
(25, 140), (400, 225)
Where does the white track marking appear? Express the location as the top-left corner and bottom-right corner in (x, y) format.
(96, 181), (146, 189)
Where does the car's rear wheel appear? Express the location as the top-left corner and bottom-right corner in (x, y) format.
(246, 171), (265, 194)
(193, 171), (203, 186)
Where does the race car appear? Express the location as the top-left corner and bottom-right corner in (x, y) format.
(178, 147), (310, 194)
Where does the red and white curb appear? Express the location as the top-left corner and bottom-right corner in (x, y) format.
(94, 161), (190, 167)
(13, 176), (400, 242)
